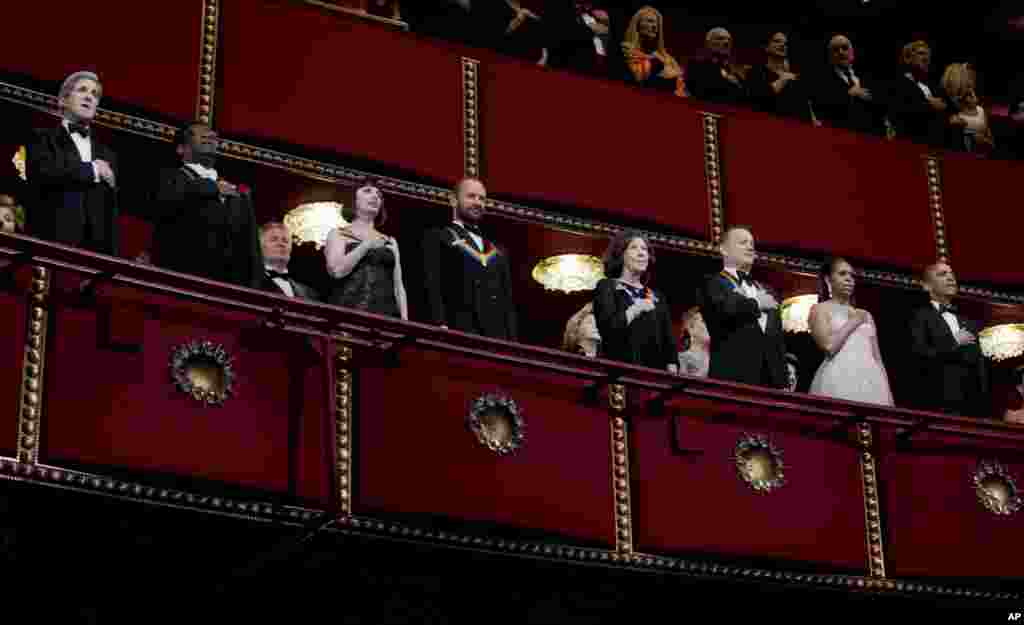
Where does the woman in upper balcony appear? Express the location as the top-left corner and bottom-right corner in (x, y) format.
(593, 231), (678, 374)
(324, 184), (408, 320)
(808, 258), (893, 406)
(620, 6), (686, 97)
(942, 63), (994, 155)
(747, 31), (814, 122)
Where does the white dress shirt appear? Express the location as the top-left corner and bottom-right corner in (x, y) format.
(185, 162), (219, 181)
(580, 13), (606, 56)
(905, 73), (933, 98)
(725, 267), (767, 332)
(267, 265), (295, 297)
(62, 120), (99, 182)
(931, 300), (960, 337)
(836, 66), (861, 88)
(453, 219), (483, 250)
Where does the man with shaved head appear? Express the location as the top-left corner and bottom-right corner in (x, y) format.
(909, 262), (989, 417)
(810, 34), (885, 136)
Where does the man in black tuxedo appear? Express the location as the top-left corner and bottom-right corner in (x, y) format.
(25, 71), (119, 255)
(153, 123), (262, 288)
(258, 222), (318, 300)
(809, 35), (886, 137)
(909, 262), (989, 418)
(701, 226), (787, 388)
(422, 177), (517, 340)
(887, 41), (956, 148)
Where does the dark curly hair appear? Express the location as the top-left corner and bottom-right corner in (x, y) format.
(342, 183), (388, 226)
(603, 230), (655, 283)
(818, 256), (855, 305)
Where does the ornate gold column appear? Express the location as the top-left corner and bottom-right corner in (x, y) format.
(926, 156), (948, 264)
(335, 343), (354, 515)
(609, 384), (633, 557)
(461, 57), (481, 179)
(702, 113), (724, 246)
(858, 423), (886, 577)
(16, 267), (50, 464)
(197, 0), (221, 126)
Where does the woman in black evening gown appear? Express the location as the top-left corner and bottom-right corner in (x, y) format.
(324, 184), (408, 319)
(593, 231), (678, 373)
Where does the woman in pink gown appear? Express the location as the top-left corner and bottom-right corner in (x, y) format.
(808, 258), (893, 406)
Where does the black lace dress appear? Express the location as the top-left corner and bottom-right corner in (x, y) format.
(327, 234), (400, 318)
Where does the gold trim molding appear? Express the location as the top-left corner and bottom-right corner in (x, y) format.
(461, 57), (480, 179)
(609, 385), (632, 556)
(16, 267), (49, 464)
(336, 342), (354, 515)
(857, 423), (886, 578)
(702, 113), (724, 246)
(0, 455), (1017, 602)
(197, 0), (220, 125)
(926, 156), (949, 263)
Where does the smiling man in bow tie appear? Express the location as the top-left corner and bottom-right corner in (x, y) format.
(25, 70), (119, 255)
(909, 262), (990, 417)
(700, 225), (787, 389)
(258, 222), (318, 300)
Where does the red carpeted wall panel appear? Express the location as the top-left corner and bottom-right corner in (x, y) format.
(356, 349), (615, 546)
(0, 2), (203, 120)
(943, 154), (1024, 286)
(484, 59), (709, 236)
(218, 0), (463, 183)
(879, 429), (1024, 578)
(0, 270), (29, 458)
(632, 397), (867, 571)
(42, 281), (330, 502)
(721, 113), (935, 270)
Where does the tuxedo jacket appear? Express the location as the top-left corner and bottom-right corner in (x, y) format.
(25, 125), (119, 255)
(886, 75), (952, 148)
(701, 271), (787, 388)
(153, 166), (263, 289)
(908, 304), (989, 416)
(259, 273), (319, 301)
(422, 223), (517, 341)
(809, 68), (886, 136)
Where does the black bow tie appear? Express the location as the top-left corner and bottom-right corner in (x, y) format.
(266, 270), (290, 281)
(68, 123), (90, 138)
(939, 304), (957, 315)
(461, 223), (482, 236)
(737, 271), (751, 286)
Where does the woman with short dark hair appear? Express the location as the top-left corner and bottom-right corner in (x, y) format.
(592, 231), (677, 373)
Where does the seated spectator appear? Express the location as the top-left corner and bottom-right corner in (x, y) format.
(563, 301), (601, 357)
(677, 306), (710, 377)
(260, 222), (319, 300)
(747, 31), (813, 122)
(686, 28), (748, 106)
(0, 194), (22, 233)
(943, 63), (993, 154)
(620, 6), (686, 97)
(810, 35), (885, 136)
(545, 1), (610, 77)
(887, 41), (956, 148)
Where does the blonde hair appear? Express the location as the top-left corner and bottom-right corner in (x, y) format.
(621, 6), (684, 93)
(942, 62), (976, 99)
(901, 41), (930, 65)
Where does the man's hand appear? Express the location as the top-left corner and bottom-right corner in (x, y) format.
(848, 85), (871, 101)
(94, 160), (116, 187)
(755, 291), (778, 311)
(217, 180), (239, 197)
(956, 329), (977, 346)
(927, 96), (947, 112)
